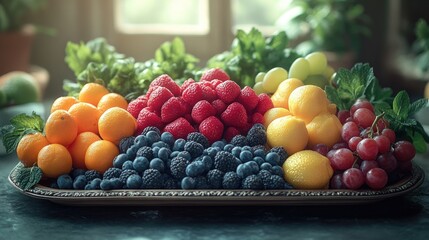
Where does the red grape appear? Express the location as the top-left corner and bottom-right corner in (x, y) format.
(381, 128), (396, 143)
(360, 160), (379, 175)
(341, 121), (360, 142)
(356, 138), (379, 161)
(393, 141), (416, 162)
(366, 168), (388, 190)
(312, 144), (329, 156)
(348, 136), (362, 151)
(332, 142), (348, 150)
(337, 110), (351, 125)
(342, 168), (365, 190)
(374, 135), (391, 154)
(374, 118), (388, 132)
(329, 148), (355, 170)
(353, 108), (376, 128)
(376, 152), (398, 173)
(327, 149), (336, 160)
(350, 99), (374, 115)
(330, 173), (345, 189)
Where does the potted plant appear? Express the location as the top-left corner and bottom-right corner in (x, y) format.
(0, 0), (47, 75)
(276, 0), (371, 69)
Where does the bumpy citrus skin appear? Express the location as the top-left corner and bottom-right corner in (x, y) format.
(37, 144), (73, 178)
(45, 110), (78, 146)
(68, 102), (101, 134)
(288, 85), (329, 123)
(263, 107), (291, 128)
(267, 116), (308, 155)
(50, 96), (79, 113)
(78, 82), (109, 107)
(98, 107), (137, 145)
(306, 113), (342, 148)
(16, 132), (49, 167)
(68, 132), (101, 169)
(283, 150), (334, 189)
(270, 78), (304, 109)
(85, 140), (119, 173)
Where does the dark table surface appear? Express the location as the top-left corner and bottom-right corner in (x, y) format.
(1, 150), (429, 240)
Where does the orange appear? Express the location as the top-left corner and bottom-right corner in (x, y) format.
(50, 96), (79, 113)
(45, 110), (78, 146)
(85, 140), (119, 173)
(97, 93), (128, 113)
(68, 132), (101, 169)
(270, 78), (304, 109)
(306, 113), (342, 149)
(68, 102), (101, 134)
(98, 107), (137, 145)
(288, 85), (330, 123)
(16, 132), (49, 167)
(267, 116), (308, 155)
(78, 83), (109, 107)
(37, 144), (73, 178)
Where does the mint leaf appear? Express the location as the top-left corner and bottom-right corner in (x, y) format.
(10, 112), (44, 132)
(409, 98), (428, 116)
(410, 131), (428, 153)
(16, 164), (43, 190)
(392, 91), (410, 120)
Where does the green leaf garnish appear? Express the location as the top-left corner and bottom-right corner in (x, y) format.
(15, 164), (43, 190)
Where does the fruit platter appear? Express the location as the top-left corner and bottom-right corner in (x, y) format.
(2, 29), (427, 206)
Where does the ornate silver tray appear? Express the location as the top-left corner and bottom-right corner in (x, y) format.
(8, 163), (425, 206)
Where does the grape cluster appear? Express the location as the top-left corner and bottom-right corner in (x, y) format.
(53, 125), (292, 190)
(318, 99), (416, 190)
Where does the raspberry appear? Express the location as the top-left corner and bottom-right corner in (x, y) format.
(136, 108), (163, 135)
(256, 93), (274, 115)
(224, 127), (240, 143)
(237, 86), (259, 112)
(149, 74), (181, 96)
(127, 97), (147, 119)
(191, 100), (216, 124)
(215, 80), (241, 104)
(164, 117), (195, 140)
(161, 97), (185, 123)
(200, 84), (217, 102)
(147, 87), (174, 112)
(210, 79), (223, 89)
(180, 78), (196, 93)
(200, 68), (230, 82)
(221, 102), (247, 128)
(211, 99), (227, 115)
(251, 112), (264, 125)
(199, 116), (224, 143)
(182, 83), (204, 106)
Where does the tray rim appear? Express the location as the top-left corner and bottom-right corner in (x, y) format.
(8, 163), (425, 206)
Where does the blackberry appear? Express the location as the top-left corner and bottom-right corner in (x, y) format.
(265, 175), (286, 189)
(142, 169), (162, 189)
(269, 147), (288, 165)
(57, 174), (73, 189)
(119, 136), (135, 153)
(214, 151), (238, 172)
(162, 174), (179, 189)
(222, 172), (241, 189)
(242, 175), (264, 190)
(187, 132), (210, 148)
(170, 157), (189, 179)
(194, 176), (209, 189)
(84, 170), (102, 182)
(258, 169), (272, 189)
(246, 124), (266, 146)
(207, 169), (224, 189)
(184, 141), (204, 158)
(103, 167), (123, 180)
(119, 169), (138, 185)
(141, 126), (161, 136)
(126, 174), (143, 189)
(230, 135), (248, 147)
(136, 146), (154, 160)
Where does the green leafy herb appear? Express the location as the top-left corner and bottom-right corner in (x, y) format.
(326, 63), (392, 110)
(0, 112), (44, 154)
(15, 163), (43, 190)
(413, 19), (429, 73)
(207, 28), (301, 87)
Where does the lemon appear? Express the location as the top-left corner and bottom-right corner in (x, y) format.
(283, 150), (334, 189)
(288, 85), (329, 123)
(267, 116), (308, 155)
(270, 78), (303, 109)
(263, 107), (291, 128)
(306, 113), (342, 148)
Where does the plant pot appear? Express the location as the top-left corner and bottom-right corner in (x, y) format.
(324, 51), (356, 70)
(0, 25), (35, 76)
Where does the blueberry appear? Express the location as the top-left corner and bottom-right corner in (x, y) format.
(253, 156), (265, 166)
(146, 131), (161, 145)
(152, 141), (170, 149)
(57, 174), (73, 189)
(239, 150), (253, 163)
(100, 179), (113, 190)
(161, 132), (175, 147)
(89, 178), (102, 190)
(231, 147), (242, 158)
(71, 169), (86, 179)
(260, 162), (273, 171)
(236, 163), (253, 179)
(150, 158), (165, 173)
(126, 174), (143, 189)
(235, 157), (242, 166)
(272, 166), (284, 177)
(242, 146), (252, 152)
(158, 147), (172, 161)
(207, 147), (219, 159)
(177, 151), (191, 161)
(133, 156), (149, 173)
(110, 178), (123, 189)
(126, 145), (139, 159)
(173, 139), (186, 151)
(223, 144), (234, 152)
(186, 161), (205, 177)
(266, 152), (281, 166)
(134, 135), (147, 148)
(201, 156), (213, 171)
(73, 175), (87, 189)
(245, 161), (259, 174)
(211, 140), (226, 150)
(170, 151), (180, 159)
(253, 149), (266, 158)
(181, 177), (196, 189)
(152, 146), (160, 158)
(122, 160), (134, 170)
(113, 153), (129, 168)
